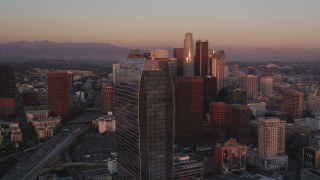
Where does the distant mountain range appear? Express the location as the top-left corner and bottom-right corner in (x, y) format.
(0, 41), (132, 62)
(0, 41), (319, 62)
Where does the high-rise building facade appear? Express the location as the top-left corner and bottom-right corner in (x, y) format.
(175, 77), (204, 147)
(0, 65), (15, 98)
(174, 48), (184, 76)
(210, 102), (228, 141)
(258, 117), (285, 157)
(283, 91), (304, 122)
(194, 40), (209, 76)
(211, 51), (226, 93)
(48, 72), (70, 116)
(183, 32), (194, 76)
(101, 83), (113, 115)
(0, 65), (16, 117)
(114, 58), (174, 179)
(260, 77), (273, 97)
(307, 94), (320, 112)
(203, 76), (217, 113)
(227, 89), (247, 105)
(240, 75), (259, 101)
(227, 105), (251, 142)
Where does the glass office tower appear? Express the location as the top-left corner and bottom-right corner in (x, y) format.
(114, 58), (174, 180)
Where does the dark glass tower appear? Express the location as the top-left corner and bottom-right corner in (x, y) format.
(194, 40), (209, 76)
(175, 76), (204, 147)
(173, 48), (184, 76)
(48, 72), (70, 116)
(0, 65), (15, 98)
(114, 58), (174, 179)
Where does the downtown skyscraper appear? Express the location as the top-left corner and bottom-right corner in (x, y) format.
(0, 65), (16, 117)
(175, 76), (204, 147)
(48, 72), (71, 116)
(258, 117), (285, 157)
(260, 77), (273, 96)
(194, 40), (209, 76)
(211, 50), (226, 93)
(183, 32), (194, 76)
(0, 65), (15, 98)
(240, 75), (259, 101)
(283, 90), (304, 122)
(114, 57), (174, 179)
(101, 83), (114, 115)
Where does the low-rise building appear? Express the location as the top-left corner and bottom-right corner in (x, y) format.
(295, 117), (320, 130)
(174, 154), (204, 180)
(285, 123), (311, 141)
(303, 146), (320, 169)
(92, 112), (116, 133)
(10, 127), (23, 142)
(247, 148), (288, 172)
(0, 97), (15, 116)
(301, 168), (320, 180)
(0, 121), (23, 144)
(107, 159), (117, 174)
(25, 109), (50, 123)
(31, 117), (61, 140)
(214, 138), (247, 174)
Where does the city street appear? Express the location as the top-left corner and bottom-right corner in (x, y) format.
(1, 112), (98, 180)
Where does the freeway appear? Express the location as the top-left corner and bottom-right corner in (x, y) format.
(1, 112), (98, 180)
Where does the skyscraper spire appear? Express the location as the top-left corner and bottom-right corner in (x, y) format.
(183, 32), (194, 76)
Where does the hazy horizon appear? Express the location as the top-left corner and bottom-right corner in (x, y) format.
(0, 40), (319, 62)
(1, 1), (320, 49)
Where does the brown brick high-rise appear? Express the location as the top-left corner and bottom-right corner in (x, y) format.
(283, 91), (304, 122)
(227, 104), (251, 143)
(48, 72), (70, 116)
(101, 83), (113, 114)
(210, 102), (228, 141)
(0, 65), (15, 98)
(175, 76), (204, 147)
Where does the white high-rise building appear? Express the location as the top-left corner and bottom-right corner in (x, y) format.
(211, 50), (226, 93)
(258, 117), (285, 157)
(260, 77), (273, 96)
(183, 32), (194, 76)
(240, 75), (258, 100)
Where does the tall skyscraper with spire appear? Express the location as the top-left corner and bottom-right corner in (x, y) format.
(183, 32), (194, 76)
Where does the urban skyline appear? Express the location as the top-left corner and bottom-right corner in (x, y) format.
(1, 1), (320, 179)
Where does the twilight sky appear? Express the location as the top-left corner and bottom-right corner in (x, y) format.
(1, 0), (320, 50)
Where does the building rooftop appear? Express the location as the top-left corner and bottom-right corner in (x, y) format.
(97, 115), (115, 122)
